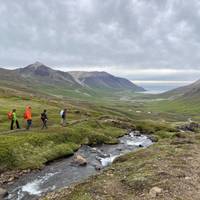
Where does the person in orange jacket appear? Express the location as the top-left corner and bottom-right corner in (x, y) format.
(24, 106), (32, 130)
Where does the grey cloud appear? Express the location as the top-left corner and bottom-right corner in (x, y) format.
(1, 0), (200, 81)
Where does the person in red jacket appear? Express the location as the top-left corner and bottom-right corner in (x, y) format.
(24, 106), (32, 130)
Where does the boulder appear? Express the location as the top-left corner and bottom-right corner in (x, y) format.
(149, 187), (162, 198)
(91, 147), (97, 153)
(148, 135), (159, 142)
(0, 188), (8, 198)
(74, 155), (87, 166)
(132, 131), (141, 136)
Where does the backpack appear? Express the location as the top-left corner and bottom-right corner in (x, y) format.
(60, 110), (64, 117)
(24, 112), (27, 119)
(41, 112), (47, 120)
(7, 112), (13, 120)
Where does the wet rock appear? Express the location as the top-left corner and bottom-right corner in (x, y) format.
(8, 176), (15, 182)
(74, 155), (87, 166)
(0, 169), (33, 185)
(95, 165), (102, 171)
(116, 147), (123, 151)
(127, 129), (133, 133)
(96, 152), (108, 158)
(149, 187), (162, 198)
(148, 135), (158, 142)
(0, 188), (8, 198)
(91, 147), (97, 153)
(132, 131), (141, 137)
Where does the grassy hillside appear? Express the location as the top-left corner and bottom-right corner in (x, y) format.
(0, 86), (182, 172)
(146, 99), (200, 121)
(0, 90), (140, 171)
(0, 92), (193, 172)
(1, 79), (200, 200)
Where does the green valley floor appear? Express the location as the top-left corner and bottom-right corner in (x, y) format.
(1, 91), (200, 200)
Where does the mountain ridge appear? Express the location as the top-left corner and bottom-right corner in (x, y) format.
(0, 62), (145, 99)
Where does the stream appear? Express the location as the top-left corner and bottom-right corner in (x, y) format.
(5, 132), (153, 200)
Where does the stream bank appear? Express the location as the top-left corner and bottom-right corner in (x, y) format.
(5, 132), (153, 200)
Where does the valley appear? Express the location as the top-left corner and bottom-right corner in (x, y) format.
(0, 63), (200, 200)
(2, 1), (200, 199)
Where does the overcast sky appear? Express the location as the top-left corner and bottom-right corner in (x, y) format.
(1, 0), (200, 82)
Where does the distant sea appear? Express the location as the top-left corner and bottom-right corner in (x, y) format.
(132, 81), (194, 94)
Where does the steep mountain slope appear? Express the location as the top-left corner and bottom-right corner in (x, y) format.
(15, 62), (80, 88)
(162, 79), (200, 99)
(0, 62), (84, 98)
(69, 71), (145, 92)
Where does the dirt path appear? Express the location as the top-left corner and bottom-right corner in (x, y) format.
(0, 118), (89, 135)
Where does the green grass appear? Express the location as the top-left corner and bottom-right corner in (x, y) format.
(0, 92), (134, 171)
(0, 87), (199, 173)
(1, 117), (177, 171)
(146, 99), (200, 121)
(2, 79), (200, 199)
(135, 120), (176, 134)
(0, 116), (127, 171)
(0, 130), (77, 170)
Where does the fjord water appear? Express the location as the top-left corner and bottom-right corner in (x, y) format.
(6, 133), (152, 200)
(135, 81), (193, 94)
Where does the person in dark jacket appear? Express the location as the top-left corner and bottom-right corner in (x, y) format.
(10, 109), (20, 130)
(41, 109), (48, 129)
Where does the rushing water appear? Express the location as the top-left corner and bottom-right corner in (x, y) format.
(5, 132), (153, 200)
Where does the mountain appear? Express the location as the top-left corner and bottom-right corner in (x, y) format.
(0, 62), (145, 99)
(15, 62), (80, 87)
(162, 79), (200, 99)
(69, 71), (145, 92)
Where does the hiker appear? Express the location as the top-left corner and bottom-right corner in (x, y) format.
(24, 106), (32, 130)
(60, 108), (67, 126)
(41, 109), (48, 129)
(9, 109), (20, 130)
